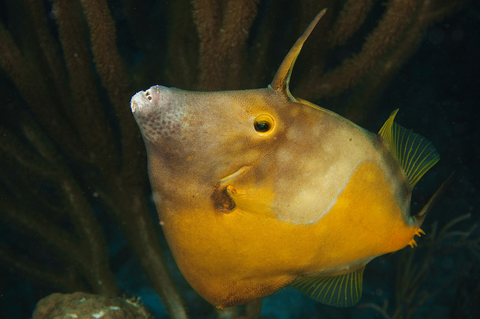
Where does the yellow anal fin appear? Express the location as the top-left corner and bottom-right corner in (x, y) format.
(291, 266), (365, 307)
(378, 109), (440, 188)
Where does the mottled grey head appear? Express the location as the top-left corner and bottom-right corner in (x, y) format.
(131, 85), (189, 143)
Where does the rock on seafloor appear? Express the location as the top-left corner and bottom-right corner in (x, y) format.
(32, 292), (152, 319)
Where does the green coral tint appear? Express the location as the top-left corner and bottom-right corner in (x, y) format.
(379, 109), (440, 189)
(291, 266), (365, 307)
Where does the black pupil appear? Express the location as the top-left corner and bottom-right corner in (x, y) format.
(255, 121), (270, 132)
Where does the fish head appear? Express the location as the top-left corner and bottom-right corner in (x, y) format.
(130, 9), (330, 212)
(130, 85), (301, 205)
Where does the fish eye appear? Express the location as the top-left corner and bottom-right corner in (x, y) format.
(254, 115), (275, 134)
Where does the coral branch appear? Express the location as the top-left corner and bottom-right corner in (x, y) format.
(0, 21), (84, 162)
(21, 0), (70, 110)
(193, 0), (259, 90)
(102, 193), (188, 319)
(80, 0), (140, 171)
(0, 245), (85, 292)
(51, 0), (117, 170)
(330, 0), (376, 47)
(307, 0), (422, 99)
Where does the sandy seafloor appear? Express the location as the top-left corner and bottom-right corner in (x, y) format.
(1, 1), (480, 319)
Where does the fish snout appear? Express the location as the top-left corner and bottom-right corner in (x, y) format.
(130, 85), (169, 115)
(130, 85), (186, 143)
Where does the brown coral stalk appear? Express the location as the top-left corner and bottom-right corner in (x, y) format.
(21, 0), (70, 111)
(80, 0), (141, 171)
(302, 0), (422, 100)
(193, 0), (259, 91)
(50, 0), (117, 171)
(329, 0), (376, 47)
(0, 21), (84, 162)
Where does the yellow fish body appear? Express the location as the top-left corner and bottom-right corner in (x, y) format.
(131, 9), (440, 309)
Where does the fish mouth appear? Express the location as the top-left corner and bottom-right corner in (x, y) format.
(131, 85), (167, 115)
(130, 85), (187, 142)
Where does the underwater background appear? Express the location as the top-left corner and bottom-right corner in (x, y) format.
(0, 0), (479, 318)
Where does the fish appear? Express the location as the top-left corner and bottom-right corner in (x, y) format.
(130, 8), (443, 309)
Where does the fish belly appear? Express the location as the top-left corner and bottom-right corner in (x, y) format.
(157, 162), (415, 308)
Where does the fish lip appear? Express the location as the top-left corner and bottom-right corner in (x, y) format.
(130, 85), (167, 142)
(130, 89), (152, 115)
(131, 85), (189, 143)
(130, 85), (168, 116)
(130, 90), (145, 114)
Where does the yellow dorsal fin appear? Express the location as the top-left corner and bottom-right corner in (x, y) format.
(378, 109), (440, 189)
(291, 266), (365, 307)
(269, 8), (327, 101)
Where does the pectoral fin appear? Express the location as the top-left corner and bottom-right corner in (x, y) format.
(225, 185), (275, 218)
(213, 166), (275, 218)
(291, 266), (365, 307)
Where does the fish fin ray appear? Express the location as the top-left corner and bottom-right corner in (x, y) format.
(378, 109), (440, 188)
(291, 266), (365, 307)
(270, 9), (327, 100)
(226, 186), (275, 218)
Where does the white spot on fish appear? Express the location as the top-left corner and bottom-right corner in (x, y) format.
(152, 192), (162, 204)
